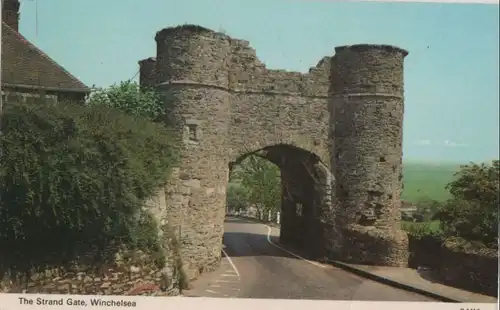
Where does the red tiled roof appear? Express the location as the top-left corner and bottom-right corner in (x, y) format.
(1, 22), (90, 93)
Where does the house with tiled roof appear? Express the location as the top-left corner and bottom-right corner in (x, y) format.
(1, 0), (90, 105)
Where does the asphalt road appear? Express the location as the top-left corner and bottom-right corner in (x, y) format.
(185, 216), (435, 301)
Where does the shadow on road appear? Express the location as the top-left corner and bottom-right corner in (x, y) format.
(224, 216), (279, 227)
(224, 217), (258, 224)
(222, 231), (299, 259)
(222, 217), (318, 261)
(416, 269), (440, 283)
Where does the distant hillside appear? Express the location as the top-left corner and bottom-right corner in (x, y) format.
(401, 162), (460, 203)
(229, 160), (463, 204)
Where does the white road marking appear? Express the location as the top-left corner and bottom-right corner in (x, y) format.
(265, 225), (328, 268)
(221, 247), (241, 278)
(201, 248), (241, 298)
(216, 279), (238, 283)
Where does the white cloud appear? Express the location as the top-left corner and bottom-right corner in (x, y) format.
(443, 140), (469, 148)
(414, 139), (432, 146)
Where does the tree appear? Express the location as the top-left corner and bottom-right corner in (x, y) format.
(436, 160), (499, 247)
(446, 160), (499, 205)
(86, 80), (164, 122)
(234, 155), (281, 219)
(414, 196), (442, 222)
(226, 183), (250, 213)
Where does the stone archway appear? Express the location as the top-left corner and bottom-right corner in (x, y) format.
(228, 144), (335, 259)
(140, 24), (411, 281)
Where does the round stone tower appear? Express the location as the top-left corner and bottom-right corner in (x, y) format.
(138, 57), (157, 89)
(330, 44), (409, 267)
(154, 25), (232, 278)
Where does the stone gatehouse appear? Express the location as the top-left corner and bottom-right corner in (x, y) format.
(139, 24), (409, 280)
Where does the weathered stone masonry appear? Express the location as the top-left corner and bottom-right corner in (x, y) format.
(139, 25), (410, 279)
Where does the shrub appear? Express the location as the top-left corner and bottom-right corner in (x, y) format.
(401, 221), (442, 239)
(0, 101), (178, 276)
(86, 80), (164, 122)
(413, 196), (442, 222)
(436, 160), (499, 248)
(438, 198), (498, 248)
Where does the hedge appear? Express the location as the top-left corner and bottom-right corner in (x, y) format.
(0, 101), (178, 277)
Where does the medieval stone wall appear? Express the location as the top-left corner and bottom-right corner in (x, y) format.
(0, 248), (179, 296)
(329, 45), (408, 266)
(227, 39), (330, 164)
(138, 57), (157, 88)
(0, 193), (180, 296)
(139, 25), (410, 279)
(408, 235), (498, 297)
(153, 27), (232, 278)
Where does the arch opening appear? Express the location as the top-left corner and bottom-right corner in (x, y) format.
(226, 144), (334, 259)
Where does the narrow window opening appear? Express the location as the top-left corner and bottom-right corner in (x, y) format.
(187, 124), (198, 141)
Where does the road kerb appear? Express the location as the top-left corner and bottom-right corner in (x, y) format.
(327, 260), (460, 303)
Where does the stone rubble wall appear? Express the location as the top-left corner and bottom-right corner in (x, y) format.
(154, 27), (232, 280)
(0, 189), (181, 296)
(408, 235), (498, 297)
(437, 242), (498, 297)
(138, 25), (410, 279)
(0, 248), (179, 296)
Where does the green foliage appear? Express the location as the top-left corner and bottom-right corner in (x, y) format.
(0, 100), (178, 276)
(231, 155), (281, 216)
(226, 183), (250, 212)
(128, 210), (166, 268)
(446, 160), (499, 204)
(401, 221), (442, 239)
(413, 196), (442, 222)
(436, 160), (499, 247)
(86, 80), (164, 122)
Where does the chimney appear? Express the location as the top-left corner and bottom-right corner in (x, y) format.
(2, 0), (20, 32)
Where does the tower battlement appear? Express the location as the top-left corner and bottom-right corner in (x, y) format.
(138, 25), (410, 278)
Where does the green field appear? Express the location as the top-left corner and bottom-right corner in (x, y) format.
(401, 220), (442, 233)
(231, 159), (462, 204)
(401, 162), (460, 203)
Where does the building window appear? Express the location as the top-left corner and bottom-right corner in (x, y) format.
(23, 93), (58, 105)
(7, 92), (23, 103)
(187, 124), (198, 141)
(42, 94), (58, 104)
(183, 119), (202, 144)
(25, 94), (39, 105)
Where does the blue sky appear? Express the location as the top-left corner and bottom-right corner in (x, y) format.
(16, 0), (499, 163)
